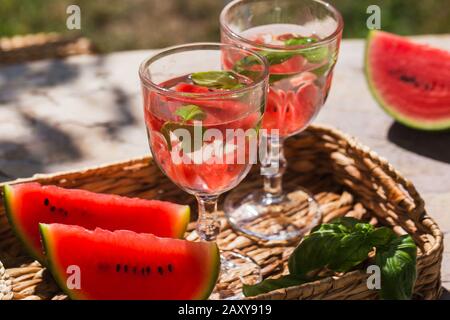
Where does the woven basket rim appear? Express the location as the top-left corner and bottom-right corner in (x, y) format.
(0, 124), (444, 300)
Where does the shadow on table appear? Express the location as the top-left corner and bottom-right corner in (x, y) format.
(0, 111), (83, 183)
(388, 122), (450, 164)
(0, 59), (80, 105)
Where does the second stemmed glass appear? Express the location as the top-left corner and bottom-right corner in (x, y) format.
(139, 43), (269, 299)
(220, 0), (343, 241)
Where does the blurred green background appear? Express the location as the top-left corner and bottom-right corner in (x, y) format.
(1, 0), (449, 53)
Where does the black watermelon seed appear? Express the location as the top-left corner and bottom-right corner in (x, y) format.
(168, 264), (173, 272)
(124, 265), (128, 272)
(141, 267), (146, 275)
(50, 206), (56, 212)
(157, 266), (163, 275)
(132, 266), (137, 274)
(116, 264), (121, 272)
(146, 266), (151, 274)
(44, 198), (49, 206)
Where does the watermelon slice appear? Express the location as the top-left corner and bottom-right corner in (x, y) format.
(365, 30), (450, 131)
(40, 223), (220, 300)
(3, 183), (190, 262)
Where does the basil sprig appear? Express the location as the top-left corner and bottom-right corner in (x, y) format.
(191, 71), (244, 90)
(233, 36), (331, 83)
(161, 104), (206, 152)
(174, 104), (206, 122)
(243, 217), (417, 300)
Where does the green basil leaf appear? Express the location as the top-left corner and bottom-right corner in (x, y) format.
(368, 227), (396, 247)
(284, 37), (317, 46)
(243, 275), (306, 297)
(302, 46), (329, 63)
(282, 36), (328, 63)
(191, 71), (243, 89)
(269, 73), (292, 84)
(160, 121), (205, 153)
(174, 104), (206, 122)
(234, 50), (295, 68)
(288, 217), (376, 276)
(376, 234), (417, 300)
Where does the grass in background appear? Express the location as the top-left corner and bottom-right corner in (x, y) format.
(1, 0), (449, 53)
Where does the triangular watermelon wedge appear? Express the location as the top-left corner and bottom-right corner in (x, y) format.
(365, 30), (450, 131)
(40, 223), (220, 300)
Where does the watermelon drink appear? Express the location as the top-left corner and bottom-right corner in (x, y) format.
(220, 0), (343, 241)
(145, 72), (262, 196)
(139, 43), (269, 299)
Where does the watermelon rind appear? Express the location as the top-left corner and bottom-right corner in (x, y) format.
(39, 223), (220, 300)
(365, 30), (450, 131)
(198, 243), (220, 300)
(2, 184), (45, 262)
(39, 223), (85, 300)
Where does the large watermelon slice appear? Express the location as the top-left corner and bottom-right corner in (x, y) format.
(2, 183), (190, 262)
(40, 223), (220, 300)
(365, 30), (450, 131)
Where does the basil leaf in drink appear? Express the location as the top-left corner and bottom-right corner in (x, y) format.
(301, 46), (329, 63)
(376, 234), (417, 300)
(160, 121), (205, 153)
(243, 275), (307, 297)
(237, 50), (295, 68)
(160, 104), (206, 151)
(269, 73), (292, 84)
(282, 36), (329, 63)
(174, 104), (206, 122)
(284, 36), (318, 46)
(191, 71), (243, 89)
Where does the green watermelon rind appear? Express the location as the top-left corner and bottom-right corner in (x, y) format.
(39, 223), (220, 300)
(364, 30), (450, 131)
(198, 242), (220, 300)
(39, 223), (85, 300)
(2, 184), (46, 263)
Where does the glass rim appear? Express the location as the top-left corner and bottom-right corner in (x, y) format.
(138, 42), (270, 99)
(220, 0), (344, 51)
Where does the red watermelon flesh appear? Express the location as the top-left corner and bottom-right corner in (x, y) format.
(3, 183), (190, 262)
(263, 74), (320, 137)
(40, 223), (220, 300)
(365, 30), (450, 130)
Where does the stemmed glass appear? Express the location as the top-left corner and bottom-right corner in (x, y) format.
(220, 0), (343, 241)
(139, 43), (269, 299)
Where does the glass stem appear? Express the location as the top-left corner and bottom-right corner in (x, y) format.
(261, 135), (287, 200)
(196, 195), (221, 242)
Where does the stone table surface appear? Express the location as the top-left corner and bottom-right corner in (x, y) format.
(0, 36), (449, 296)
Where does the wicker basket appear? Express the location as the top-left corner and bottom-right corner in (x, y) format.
(0, 124), (443, 300)
(0, 33), (96, 65)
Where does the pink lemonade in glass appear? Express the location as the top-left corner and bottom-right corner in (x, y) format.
(144, 72), (263, 195)
(223, 24), (337, 137)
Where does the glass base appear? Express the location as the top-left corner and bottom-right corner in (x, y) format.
(210, 250), (261, 300)
(224, 187), (322, 241)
